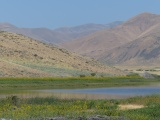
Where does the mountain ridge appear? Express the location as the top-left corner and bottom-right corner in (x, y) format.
(0, 21), (122, 44)
(61, 12), (160, 66)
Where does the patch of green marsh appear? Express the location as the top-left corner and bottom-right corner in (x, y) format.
(0, 76), (159, 91)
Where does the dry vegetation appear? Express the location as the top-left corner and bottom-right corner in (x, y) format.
(0, 31), (125, 77)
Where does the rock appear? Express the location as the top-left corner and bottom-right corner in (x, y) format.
(77, 116), (84, 120)
(45, 117), (65, 120)
(87, 115), (130, 120)
(87, 115), (106, 120)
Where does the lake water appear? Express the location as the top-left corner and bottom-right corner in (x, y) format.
(36, 86), (160, 99)
(1, 86), (160, 100)
(40, 86), (160, 96)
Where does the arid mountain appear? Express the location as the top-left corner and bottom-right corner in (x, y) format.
(98, 24), (160, 66)
(0, 31), (125, 77)
(0, 22), (122, 44)
(55, 21), (122, 39)
(61, 13), (160, 58)
(0, 23), (71, 43)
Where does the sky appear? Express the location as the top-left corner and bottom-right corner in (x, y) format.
(0, 0), (160, 29)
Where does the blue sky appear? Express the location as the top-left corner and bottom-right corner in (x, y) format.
(0, 0), (159, 29)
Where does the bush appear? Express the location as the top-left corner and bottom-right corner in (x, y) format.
(80, 74), (86, 77)
(91, 73), (96, 77)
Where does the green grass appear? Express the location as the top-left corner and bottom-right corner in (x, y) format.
(119, 95), (160, 120)
(0, 95), (160, 120)
(0, 76), (159, 91)
(0, 76), (160, 119)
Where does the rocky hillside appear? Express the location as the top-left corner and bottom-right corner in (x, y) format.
(98, 26), (160, 66)
(61, 13), (160, 58)
(0, 31), (125, 77)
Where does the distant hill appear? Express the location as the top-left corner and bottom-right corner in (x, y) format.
(61, 13), (160, 57)
(0, 31), (125, 77)
(0, 21), (122, 44)
(98, 24), (160, 66)
(55, 21), (122, 40)
(61, 13), (160, 66)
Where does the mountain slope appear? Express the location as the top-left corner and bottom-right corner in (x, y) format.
(98, 24), (160, 66)
(61, 13), (160, 58)
(0, 22), (122, 44)
(0, 31), (125, 77)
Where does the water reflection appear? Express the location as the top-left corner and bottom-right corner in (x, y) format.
(44, 87), (160, 96)
(0, 86), (160, 100)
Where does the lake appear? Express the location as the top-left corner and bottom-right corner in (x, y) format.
(1, 86), (160, 100)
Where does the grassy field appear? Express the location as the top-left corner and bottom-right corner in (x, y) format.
(0, 76), (160, 91)
(0, 76), (160, 119)
(0, 95), (160, 120)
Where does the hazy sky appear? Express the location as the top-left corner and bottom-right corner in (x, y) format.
(0, 0), (159, 29)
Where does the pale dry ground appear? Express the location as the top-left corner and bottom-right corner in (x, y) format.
(0, 31), (125, 77)
(118, 104), (144, 110)
(0, 60), (50, 77)
(115, 66), (160, 75)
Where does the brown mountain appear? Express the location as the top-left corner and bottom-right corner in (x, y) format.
(0, 23), (70, 43)
(98, 24), (160, 66)
(0, 31), (125, 77)
(55, 21), (122, 39)
(0, 22), (122, 44)
(61, 13), (160, 58)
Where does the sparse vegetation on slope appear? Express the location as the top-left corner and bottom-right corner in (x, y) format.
(0, 31), (125, 77)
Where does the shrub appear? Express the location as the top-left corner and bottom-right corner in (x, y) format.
(80, 74), (86, 77)
(91, 73), (96, 77)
